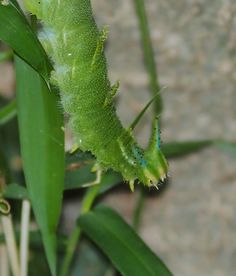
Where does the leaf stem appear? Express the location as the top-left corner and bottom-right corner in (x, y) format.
(134, 0), (162, 114)
(132, 187), (146, 230)
(20, 200), (31, 276)
(59, 185), (100, 276)
(0, 225), (9, 276)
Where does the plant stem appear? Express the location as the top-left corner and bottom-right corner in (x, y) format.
(132, 0), (162, 231)
(134, 0), (162, 114)
(132, 187), (146, 231)
(0, 224), (9, 276)
(1, 214), (20, 276)
(59, 185), (100, 276)
(20, 200), (31, 276)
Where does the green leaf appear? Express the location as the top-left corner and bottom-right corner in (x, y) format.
(9, 0), (21, 9)
(134, 0), (162, 114)
(163, 140), (213, 158)
(78, 205), (172, 276)
(0, 1), (52, 80)
(64, 151), (122, 192)
(129, 89), (162, 130)
(0, 99), (17, 126)
(0, 147), (10, 187)
(65, 151), (95, 189)
(3, 183), (28, 200)
(15, 56), (64, 276)
(65, 167), (121, 193)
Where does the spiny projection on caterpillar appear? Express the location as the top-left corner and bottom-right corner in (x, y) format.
(23, 0), (168, 189)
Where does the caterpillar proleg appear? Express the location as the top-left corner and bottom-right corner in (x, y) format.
(24, 0), (168, 188)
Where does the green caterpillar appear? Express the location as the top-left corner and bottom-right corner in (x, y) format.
(24, 0), (168, 188)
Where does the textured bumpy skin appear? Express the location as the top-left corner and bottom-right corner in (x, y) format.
(24, 0), (168, 187)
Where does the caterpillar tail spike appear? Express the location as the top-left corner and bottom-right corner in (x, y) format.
(24, 0), (168, 189)
(129, 180), (135, 192)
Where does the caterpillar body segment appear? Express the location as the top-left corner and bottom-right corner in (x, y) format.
(24, 0), (168, 187)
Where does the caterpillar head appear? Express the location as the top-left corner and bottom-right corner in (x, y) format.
(131, 118), (169, 188)
(130, 146), (168, 189)
(142, 148), (168, 187)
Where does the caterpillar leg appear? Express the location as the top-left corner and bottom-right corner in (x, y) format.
(82, 166), (102, 188)
(128, 180), (135, 192)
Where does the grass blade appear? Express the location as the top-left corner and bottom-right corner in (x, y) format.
(0, 1), (52, 80)
(78, 205), (172, 276)
(15, 56), (64, 276)
(134, 0), (162, 113)
(0, 100), (17, 126)
(3, 183), (28, 200)
(163, 140), (213, 158)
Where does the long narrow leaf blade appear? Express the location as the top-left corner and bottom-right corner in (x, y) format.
(163, 140), (213, 158)
(15, 56), (64, 276)
(78, 205), (172, 276)
(0, 1), (52, 80)
(134, 0), (162, 113)
(0, 100), (16, 126)
(3, 183), (28, 200)
(129, 90), (162, 130)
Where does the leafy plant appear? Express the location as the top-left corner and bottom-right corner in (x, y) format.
(0, 1), (234, 276)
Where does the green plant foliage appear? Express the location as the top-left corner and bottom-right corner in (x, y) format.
(162, 140), (214, 158)
(134, 0), (162, 113)
(15, 56), (64, 276)
(3, 183), (28, 199)
(0, 0), (52, 80)
(79, 205), (173, 276)
(0, 99), (16, 126)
